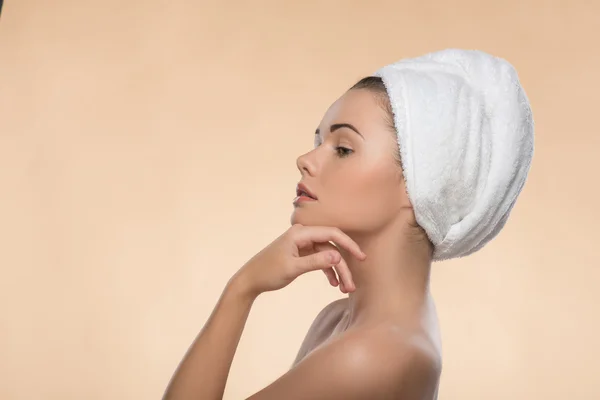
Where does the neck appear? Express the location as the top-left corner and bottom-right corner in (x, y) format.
(337, 221), (434, 327)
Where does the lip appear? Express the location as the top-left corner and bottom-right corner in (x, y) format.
(295, 182), (318, 200)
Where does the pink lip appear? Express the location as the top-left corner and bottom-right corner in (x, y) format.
(293, 195), (317, 206)
(296, 183), (318, 200)
(293, 183), (318, 206)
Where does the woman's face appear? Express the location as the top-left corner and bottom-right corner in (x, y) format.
(290, 88), (410, 235)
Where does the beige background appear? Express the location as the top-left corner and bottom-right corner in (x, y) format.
(1, 1), (598, 399)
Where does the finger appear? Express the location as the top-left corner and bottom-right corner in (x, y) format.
(297, 241), (315, 258)
(295, 250), (341, 274)
(322, 267), (339, 287)
(332, 257), (355, 293)
(331, 267), (347, 293)
(293, 226), (366, 261)
(313, 242), (340, 287)
(313, 241), (354, 293)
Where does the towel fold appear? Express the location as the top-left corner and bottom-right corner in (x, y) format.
(373, 48), (534, 261)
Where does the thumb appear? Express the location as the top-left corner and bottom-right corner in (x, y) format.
(296, 250), (341, 272)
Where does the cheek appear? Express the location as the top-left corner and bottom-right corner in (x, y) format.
(333, 168), (403, 223)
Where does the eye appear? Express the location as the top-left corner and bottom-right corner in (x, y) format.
(335, 146), (353, 157)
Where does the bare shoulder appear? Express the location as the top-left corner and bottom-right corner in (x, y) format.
(316, 298), (348, 318)
(291, 298), (348, 366)
(253, 326), (441, 400)
(301, 298), (348, 330)
(321, 328), (442, 398)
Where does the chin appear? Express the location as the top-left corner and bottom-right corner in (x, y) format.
(290, 208), (308, 226)
(291, 207), (320, 226)
(290, 207), (343, 228)
(290, 208), (382, 238)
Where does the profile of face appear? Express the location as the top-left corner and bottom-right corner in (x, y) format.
(290, 87), (412, 236)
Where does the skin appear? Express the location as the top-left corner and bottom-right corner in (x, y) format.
(163, 88), (442, 400)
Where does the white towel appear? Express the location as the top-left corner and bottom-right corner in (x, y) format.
(373, 48), (534, 262)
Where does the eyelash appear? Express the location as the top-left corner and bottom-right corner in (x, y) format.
(335, 146), (353, 158)
(314, 137), (354, 158)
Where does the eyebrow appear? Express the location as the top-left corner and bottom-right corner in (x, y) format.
(315, 123), (364, 140)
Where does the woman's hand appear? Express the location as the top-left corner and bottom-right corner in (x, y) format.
(231, 224), (366, 298)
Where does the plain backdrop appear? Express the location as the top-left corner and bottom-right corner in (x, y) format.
(1, 1), (598, 399)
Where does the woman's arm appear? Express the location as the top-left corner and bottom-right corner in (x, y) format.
(162, 277), (256, 400)
(162, 224), (365, 400)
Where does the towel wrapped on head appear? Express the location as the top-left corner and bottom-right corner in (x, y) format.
(372, 48), (534, 262)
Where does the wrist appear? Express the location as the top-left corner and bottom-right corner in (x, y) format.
(226, 273), (260, 303)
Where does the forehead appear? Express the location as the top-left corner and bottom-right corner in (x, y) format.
(318, 89), (389, 137)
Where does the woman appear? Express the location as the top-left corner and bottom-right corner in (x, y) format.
(162, 48), (534, 400)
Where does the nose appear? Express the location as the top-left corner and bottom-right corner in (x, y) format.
(296, 151), (316, 177)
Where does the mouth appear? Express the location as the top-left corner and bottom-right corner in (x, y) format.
(295, 183), (318, 201)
